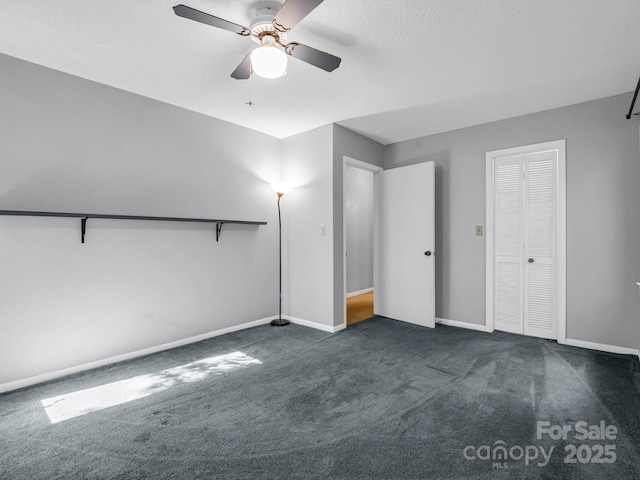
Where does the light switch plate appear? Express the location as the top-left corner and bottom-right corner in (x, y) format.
(475, 225), (483, 236)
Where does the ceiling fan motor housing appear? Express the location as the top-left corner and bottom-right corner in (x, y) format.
(250, 7), (287, 44)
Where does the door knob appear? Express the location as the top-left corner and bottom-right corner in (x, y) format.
(425, 251), (432, 256)
(528, 258), (534, 263)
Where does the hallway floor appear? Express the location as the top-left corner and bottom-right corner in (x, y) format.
(346, 291), (374, 326)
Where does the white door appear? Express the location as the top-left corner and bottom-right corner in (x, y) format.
(523, 151), (558, 339)
(376, 162), (435, 328)
(491, 146), (560, 340)
(494, 155), (525, 334)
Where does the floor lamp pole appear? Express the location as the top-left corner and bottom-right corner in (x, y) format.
(271, 192), (289, 326)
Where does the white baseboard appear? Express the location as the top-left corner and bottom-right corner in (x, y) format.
(565, 338), (640, 360)
(0, 315), (348, 393)
(0, 316), (274, 394)
(7, 316), (635, 394)
(436, 317), (491, 332)
(285, 316), (346, 333)
(435, 320), (639, 360)
(346, 288), (373, 299)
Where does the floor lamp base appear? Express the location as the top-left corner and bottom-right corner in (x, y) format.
(270, 318), (290, 327)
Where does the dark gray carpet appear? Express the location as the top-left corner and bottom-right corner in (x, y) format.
(2, 317), (640, 479)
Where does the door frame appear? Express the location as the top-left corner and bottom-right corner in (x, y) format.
(343, 156), (383, 326)
(485, 139), (567, 344)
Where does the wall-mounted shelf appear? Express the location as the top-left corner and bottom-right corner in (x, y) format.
(0, 210), (266, 243)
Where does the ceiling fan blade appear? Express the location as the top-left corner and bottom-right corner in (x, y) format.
(173, 5), (251, 36)
(272, 0), (324, 32)
(231, 53), (252, 80)
(285, 42), (341, 72)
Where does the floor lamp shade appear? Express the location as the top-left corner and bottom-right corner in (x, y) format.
(271, 182), (292, 196)
(271, 182), (291, 326)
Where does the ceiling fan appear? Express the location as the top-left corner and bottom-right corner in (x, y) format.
(173, 0), (341, 79)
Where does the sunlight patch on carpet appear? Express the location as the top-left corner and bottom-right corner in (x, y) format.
(41, 351), (262, 424)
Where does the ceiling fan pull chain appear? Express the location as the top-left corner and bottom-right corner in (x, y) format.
(246, 63), (256, 107)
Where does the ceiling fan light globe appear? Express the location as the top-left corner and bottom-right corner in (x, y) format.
(251, 44), (287, 79)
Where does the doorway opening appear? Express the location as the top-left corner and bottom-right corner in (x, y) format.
(343, 157), (382, 327)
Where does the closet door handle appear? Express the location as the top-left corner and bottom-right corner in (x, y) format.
(425, 251), (432, 256)
(528, 258), (534, 263)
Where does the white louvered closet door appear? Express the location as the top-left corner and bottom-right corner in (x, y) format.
(523, 151), (557, 339)
(493, 151), (558, 339)
(494, 155), (524, 334)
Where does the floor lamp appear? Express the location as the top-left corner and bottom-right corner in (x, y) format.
(270, 182), (292, 326)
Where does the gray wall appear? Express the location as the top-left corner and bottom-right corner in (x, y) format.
(345, 166), (374, 294)
(333, 125), (384, 326)
(385, 93), (640, 348)
(0, 53), (281, 385)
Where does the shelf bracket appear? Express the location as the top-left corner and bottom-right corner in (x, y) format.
(81, 217), (88, 244)
(627, 76), (640, 119)
(216, 222), (223, 242)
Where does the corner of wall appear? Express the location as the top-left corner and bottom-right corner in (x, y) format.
(280, 125), (335, 327)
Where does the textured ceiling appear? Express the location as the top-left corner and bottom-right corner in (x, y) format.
(1, 0), (639, 145)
